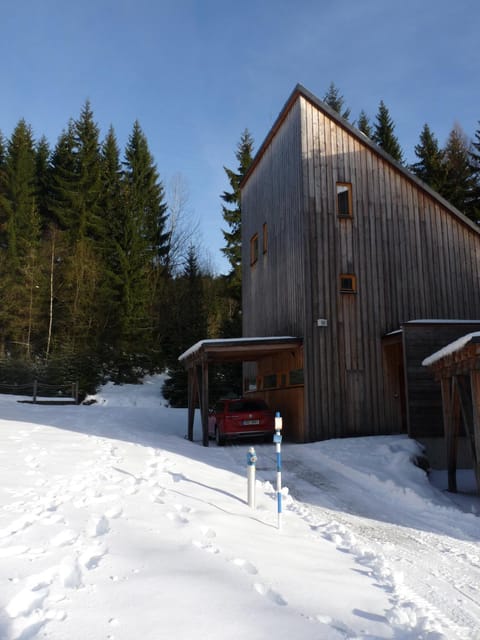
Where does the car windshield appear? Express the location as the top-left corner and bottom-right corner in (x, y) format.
(228, 399), (268, 412)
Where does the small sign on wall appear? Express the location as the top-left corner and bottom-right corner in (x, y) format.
(317, 318), (328, 327)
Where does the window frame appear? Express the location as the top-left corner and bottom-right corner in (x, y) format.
(336, 182), (353, 218)
(250, 233), (259, 266)
(339, 273), (357, 293)
(262, 222), (268, 254)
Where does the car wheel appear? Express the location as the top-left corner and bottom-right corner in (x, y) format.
(215, 426), (224, 446)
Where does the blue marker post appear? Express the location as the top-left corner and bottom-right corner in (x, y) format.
(274, 411), (283, 530)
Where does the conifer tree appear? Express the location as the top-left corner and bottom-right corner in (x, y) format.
(35, 136), (51, 229)
(469, 122), (480, 217)
(221, 129), (254, 331)
(357, 110), (373, 138)
(411, 124), (445, 193)
(442, 124), (478, 221)
(373, 100), (404, 163)
(323, 82), (351, 120)
(162, 245), (207, 406)
(0, 120), (43, 358)
(111, 120), (170, 377)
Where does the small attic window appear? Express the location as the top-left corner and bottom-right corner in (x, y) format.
(336, 182), (352, 217)
(340, 273), (357, 293)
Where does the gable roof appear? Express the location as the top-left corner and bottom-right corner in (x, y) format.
(241, 84), (480, 236)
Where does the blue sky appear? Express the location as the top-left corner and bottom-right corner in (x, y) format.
(1, 0), (479, 273)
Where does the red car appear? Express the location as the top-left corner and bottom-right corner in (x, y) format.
(208, 398), (275, 445)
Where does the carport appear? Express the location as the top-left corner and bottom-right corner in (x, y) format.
(423, 332), (480, 494)
(178, 337), (303, 446)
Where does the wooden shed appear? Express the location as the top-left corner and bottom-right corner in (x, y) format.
(423, 333), (480, 493)
(240, 84), (480, 443)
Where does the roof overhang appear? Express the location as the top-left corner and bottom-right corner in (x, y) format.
(179, 336), (303, 367)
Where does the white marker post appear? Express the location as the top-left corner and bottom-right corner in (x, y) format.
(247, 447), (257, 508)
(274, 411), (283, 530)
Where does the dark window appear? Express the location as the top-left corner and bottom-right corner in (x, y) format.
(340, 274), (357, 293)
(337, 182), (352, 217)
(263, 374), (277, 389)
(289, 369), (304, 385)
(229, 399), (268, 412)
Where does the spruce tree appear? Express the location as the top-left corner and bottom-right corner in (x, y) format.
(0, 120), (43, 358)
(111, 120), (170, 378)
(162, 245), (207, 406)
(221, 128), (254, 333)
(411, 124), (445, 193)
(323, 82), (351, 121)
(357, 110), (373, 138)
(469, 122), (480, 218)
(442, 124), (478, 221)
(35, 136), (51, 229)
(373, 100), (404, 163)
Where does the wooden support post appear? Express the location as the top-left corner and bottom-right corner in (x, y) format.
(187, 367), (196, 441)
(440, 377), (460, 492)
(201, 360), (209, 447)
(470, 370), (480, 494)
(33, 379), (38, 404)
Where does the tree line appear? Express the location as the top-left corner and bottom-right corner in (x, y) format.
(0, 102), (236, 400)
(1, 84), (479, 403)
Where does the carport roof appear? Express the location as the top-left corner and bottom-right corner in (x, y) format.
(178, 336), (303, 366)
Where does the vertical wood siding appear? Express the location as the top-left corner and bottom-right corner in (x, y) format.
(242, 92), (480, 441)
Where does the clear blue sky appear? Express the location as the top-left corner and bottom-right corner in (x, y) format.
(1, 0), (479, 273)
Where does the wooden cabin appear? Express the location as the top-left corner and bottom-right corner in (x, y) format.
(240, 84), (480, 445)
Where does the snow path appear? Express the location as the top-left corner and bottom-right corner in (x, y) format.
(225, 439), (480, 639)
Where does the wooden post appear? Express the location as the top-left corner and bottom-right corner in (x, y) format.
(470, 370), (480, 493)
(187, 367), (196, 442)
(33, 379), (38, 404)
(201, 360), (209, 447)
(440, 377), (459, 492)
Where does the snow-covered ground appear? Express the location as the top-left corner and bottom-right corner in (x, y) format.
(0, 375), (479, 640)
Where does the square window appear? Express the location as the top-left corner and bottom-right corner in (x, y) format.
(340, 274), (357, 293)
(336, 182), (352, 217)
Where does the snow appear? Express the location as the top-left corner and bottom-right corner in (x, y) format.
(1, 375), (479, 640)
(178, 336), (298, 361)
(422, 331), (480, 367)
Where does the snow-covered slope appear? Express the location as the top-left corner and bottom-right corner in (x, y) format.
(0, 376), (479, 639)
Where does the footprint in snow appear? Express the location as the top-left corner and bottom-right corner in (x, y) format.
(232, 558), (258, 575)
(79, 542), (108, 570)
(50, 529), (78, 548)
(87, 515), (110, 537)
(192, 525), (220, 554)
(166, 511), (189, 526)
(253, 583), (287, 606)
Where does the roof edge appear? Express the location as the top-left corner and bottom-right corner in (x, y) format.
(241, 84), (480, 237)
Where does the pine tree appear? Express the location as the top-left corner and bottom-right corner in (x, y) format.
(221, 129), (254, 329)
(323, 82), (351, 121)
(411, 124), (445, 193)
(35, 135), (51, 229)
(441, 124), (478, 221)
(357, 110), (373, 138)
(373, 100), (404, 163)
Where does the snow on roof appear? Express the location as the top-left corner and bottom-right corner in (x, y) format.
(422, 331), (480, 367)
(178, 336), (298, 361)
